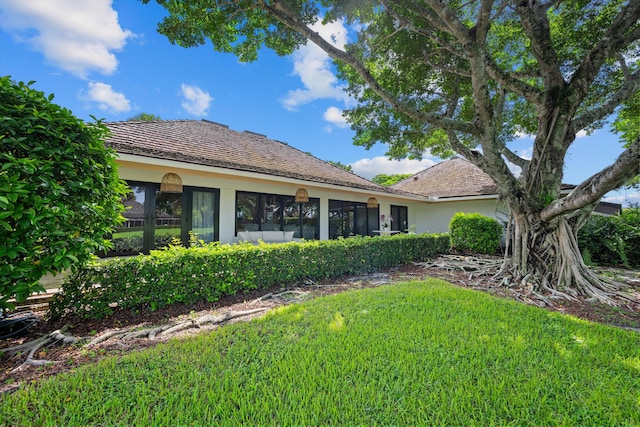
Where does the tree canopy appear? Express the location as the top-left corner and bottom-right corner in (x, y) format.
(327, 160), (353, 172)
(146, 0), (640, 302)
(372, 174), (412, 187)
(0, 78), (127, 311)
(127, 112), (163, 121)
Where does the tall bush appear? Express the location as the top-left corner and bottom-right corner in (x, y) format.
(0, 78), (127, 311)
(449, 212), (502, 255)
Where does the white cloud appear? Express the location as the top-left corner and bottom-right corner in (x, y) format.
(0, 0), (133, 78)
(515, 131), (534, 140)
(576, 129), (588, 138)
(323, 106), (349, 129)
(180, 84), (213, 117)
(84, 82), (130, 113)
(281, 19), (350, 111)
(351, 156), (437, 180)
(603, 190), (640, 208)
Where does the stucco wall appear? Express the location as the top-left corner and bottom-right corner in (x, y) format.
(413, 198), (508, 234)
(115, 159), (424, 244)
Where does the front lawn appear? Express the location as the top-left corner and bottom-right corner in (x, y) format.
(1, 280), (639, 426)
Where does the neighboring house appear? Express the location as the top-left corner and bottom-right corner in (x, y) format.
(103, 121), (621, 255)
(104, 119), (425, 255)
(391, 157), (621, 233)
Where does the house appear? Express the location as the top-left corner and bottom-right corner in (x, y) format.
(104, 119), (425, 255)
(104, 120), (621, 255)
(391, 157), (622, 232)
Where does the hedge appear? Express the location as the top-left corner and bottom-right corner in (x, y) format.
(49, 233), (449, 320)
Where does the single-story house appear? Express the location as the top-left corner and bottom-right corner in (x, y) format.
(104, 120), (620, 255)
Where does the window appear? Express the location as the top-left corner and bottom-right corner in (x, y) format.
(391, 205), (408, 232)
(109, 182), (219, 256)
(329, 200), (379, 239)
(236, 191), (319, 239)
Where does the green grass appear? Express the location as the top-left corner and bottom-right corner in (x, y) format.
(2, 280), (639, 426)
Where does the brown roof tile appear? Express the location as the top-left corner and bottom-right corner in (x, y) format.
(392, 158), (498, 198)
(104, 120), (385, 192)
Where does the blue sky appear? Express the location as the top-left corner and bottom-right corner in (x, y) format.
(1, 0), (637, 205)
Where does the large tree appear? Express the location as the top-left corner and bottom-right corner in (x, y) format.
(146, 0), (640, 303)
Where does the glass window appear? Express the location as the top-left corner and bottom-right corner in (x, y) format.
(111, 184), (147, 255)
(301, 199), (319, 239)
(261, 194), (282, 231)
(391, 205), (408, 232)
(192, 190), (215, 243)
(236, 192), (260, 232)
(154, 190), (182, 249)
(329, 200), (377, 239)
(236, 191), (319, 239)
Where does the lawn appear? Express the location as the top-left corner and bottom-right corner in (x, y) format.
(1, 280), (639, 426)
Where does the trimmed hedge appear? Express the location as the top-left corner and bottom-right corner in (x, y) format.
(49, 233), (449, 320)
(449, 212), (503, 255)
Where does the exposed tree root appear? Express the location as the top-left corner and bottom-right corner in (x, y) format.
(4, 327), (83, 372)
(85, 308), (270, 346)
(2, 308), (270, 370)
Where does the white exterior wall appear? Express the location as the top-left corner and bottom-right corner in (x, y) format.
(414, 198), (507, 233)
(115, 156), (425, 244)
(115, 154), (510, 244)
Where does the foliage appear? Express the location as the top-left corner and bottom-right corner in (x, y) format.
(126, 112), (162, 121)
(449, 212), (503, 255)
(371, 173), (412, 187)
(49, 233), (449, 320)
(0, 77), (127, 312)
(578, 208), (640, 268)
(327, 160), (353, 172)
(5, 281), (640, 425)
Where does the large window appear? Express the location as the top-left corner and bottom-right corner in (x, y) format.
(391, 205), (408, 232)
(109, 182), (219, 256)
(236, 191), (319, 239)
(329, 200), (379, 239)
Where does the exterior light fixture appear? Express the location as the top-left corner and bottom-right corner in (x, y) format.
(295, 188), (309, 203)
(160, 172), (183, 193)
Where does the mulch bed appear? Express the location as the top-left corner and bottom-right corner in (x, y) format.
(2, 256), (639, 395)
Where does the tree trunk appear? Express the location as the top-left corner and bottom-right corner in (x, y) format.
(503, 208), (625, 304)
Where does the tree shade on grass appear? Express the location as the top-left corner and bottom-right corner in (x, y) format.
(1, 280), (639, 426)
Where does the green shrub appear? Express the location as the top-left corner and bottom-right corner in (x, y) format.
(0, 78), (127, 312)
(578, 208), (640, 268)
(49, 233), (450, 320)
(449, 212), (502, 255)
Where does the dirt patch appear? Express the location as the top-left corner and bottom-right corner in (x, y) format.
(2, 256), (639, 394)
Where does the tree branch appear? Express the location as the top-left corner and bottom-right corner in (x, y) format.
(568, 1), (640, 101)
(515, 0), (565, 87)
(261, 1), (481, 135)
(541, 138), (640, 222)
(572, 69), (640, 132)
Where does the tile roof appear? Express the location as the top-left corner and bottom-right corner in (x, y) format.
(104, 119), (386, 192)
(392, 158), (499, 198)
